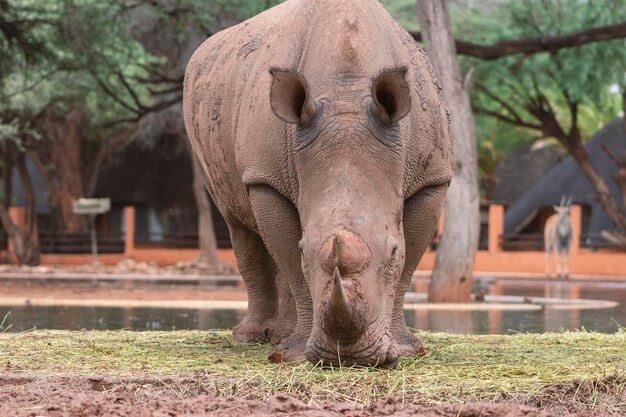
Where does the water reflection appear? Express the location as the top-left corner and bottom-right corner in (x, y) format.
(1, 279), (624, 334)
(404, 279), (625, 334)
(3, 305), (245, 332)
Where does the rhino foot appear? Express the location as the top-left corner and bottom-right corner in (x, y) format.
(267, 332), (308, 363)
(393, 328), (426, 358)
(233, 319), (273, 343)
(267, 319), (296, 345)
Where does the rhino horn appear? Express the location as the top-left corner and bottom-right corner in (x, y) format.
(330, 267), (347, 312)
(325, 266), (366, 342)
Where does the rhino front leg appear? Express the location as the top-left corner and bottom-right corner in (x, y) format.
(227, 215), (279, 343)
(268, 270), (297, 344)
(248, 185), (313, 362)
(391, 187), (447, 357)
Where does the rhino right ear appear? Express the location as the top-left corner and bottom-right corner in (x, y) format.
(270, 69), (316, 125)
(371, 69), (411, 125)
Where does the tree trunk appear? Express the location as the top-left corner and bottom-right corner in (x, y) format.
(568, 142), (626, 233)
(0, 152), (40, 266)
(31, 105), (87, 232)
(191, 154), (218, 265)
(418, 0), (480, 302)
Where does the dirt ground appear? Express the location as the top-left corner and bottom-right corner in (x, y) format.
(2, 374), (613, 417)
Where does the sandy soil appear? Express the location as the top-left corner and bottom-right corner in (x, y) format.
(0, 374), (598, 417)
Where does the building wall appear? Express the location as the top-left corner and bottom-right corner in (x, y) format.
(4, 205), (626, 277)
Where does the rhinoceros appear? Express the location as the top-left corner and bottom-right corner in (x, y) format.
(183, 0), (453, 367)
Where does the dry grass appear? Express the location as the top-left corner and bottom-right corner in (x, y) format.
(0, 330), (624, 408)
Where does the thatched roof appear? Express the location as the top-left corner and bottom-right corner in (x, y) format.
(492, 143), (564, 204)
(504, 118), (625, 236)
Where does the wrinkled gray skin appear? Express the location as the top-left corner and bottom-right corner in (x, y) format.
(183, 0), (453, 367)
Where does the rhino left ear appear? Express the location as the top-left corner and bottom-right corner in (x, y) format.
(270, 69), (316, 125)
(371, 69), (411, 124)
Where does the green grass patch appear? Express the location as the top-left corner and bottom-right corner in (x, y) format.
(1, 330), (624, 406)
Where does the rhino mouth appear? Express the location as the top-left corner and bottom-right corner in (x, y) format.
(304, 320), (396, 368)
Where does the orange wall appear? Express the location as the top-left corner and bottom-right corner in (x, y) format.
(415, 250), (626, 277)
(40, 249), (237, 268)
(38, 247), (626, 277)
(37, 247), (626, 277)
(6, 204), (626, 277)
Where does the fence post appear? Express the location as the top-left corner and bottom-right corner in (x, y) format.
(124, 206), (135, 256)
(570, 205), (581, 255)
(488, 204), (504, 254)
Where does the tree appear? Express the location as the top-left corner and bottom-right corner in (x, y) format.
(1, 0), (171, 236)
(128, 0), (283, 266)
(472, 0), (626, 248)
(417, 0), (480, 302)
(411, 0), (626, 301)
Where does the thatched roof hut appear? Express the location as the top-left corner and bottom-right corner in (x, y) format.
(503, 118), (625, 244)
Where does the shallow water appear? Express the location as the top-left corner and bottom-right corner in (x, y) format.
(1, 278), (625, 334)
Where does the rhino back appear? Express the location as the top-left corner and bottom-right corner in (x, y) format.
(183, 0), (452, 229)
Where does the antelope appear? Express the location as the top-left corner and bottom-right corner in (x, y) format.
(544, 197), (573, 278)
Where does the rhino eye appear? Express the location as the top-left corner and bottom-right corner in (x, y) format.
(391, 244), (398, 257)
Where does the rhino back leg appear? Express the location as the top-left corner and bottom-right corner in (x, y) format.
(248, 185), (313, 362)
(391, 187), (446, 357)
(226, 214), (280, 343)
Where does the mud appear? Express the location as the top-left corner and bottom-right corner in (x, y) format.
(1, 374), (621, 417)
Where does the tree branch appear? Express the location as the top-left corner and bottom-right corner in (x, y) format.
(93, 73), (140, 115)
(116, 71), (146, 112)
(473, 106), (542, 130)
(476, 85), (541, 129)
(409, 22), (626, 60)
(600, 142), (624, 166)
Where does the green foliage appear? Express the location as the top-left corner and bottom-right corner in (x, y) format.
(2, 0), (624, 194)
(183, 0), (284, 33)
(0, 119), (19, 142)
(380, 0), (419, 31)
(464, 0), (626, 180)
(470, 0), (626, 125)
(0, 0), (161, 134)
(475, 114), (536, 178)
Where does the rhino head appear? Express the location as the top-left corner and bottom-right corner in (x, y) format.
(270, 68), (415, 367)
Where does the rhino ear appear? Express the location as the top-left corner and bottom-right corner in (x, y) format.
(270, 69), (316, 125)
(371, 69), (411, 124)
